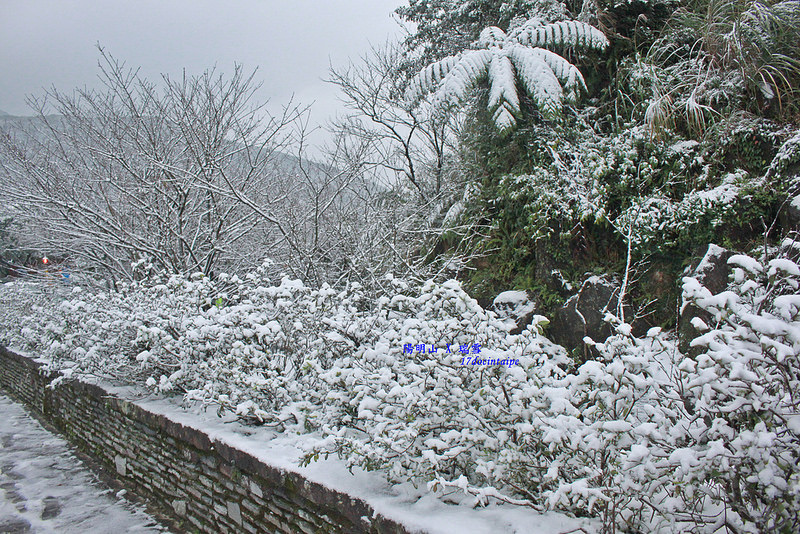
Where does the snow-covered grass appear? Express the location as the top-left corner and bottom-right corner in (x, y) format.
(2, 242), (800, 533)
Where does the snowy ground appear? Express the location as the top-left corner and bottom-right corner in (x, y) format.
(0, 394), (169, 534)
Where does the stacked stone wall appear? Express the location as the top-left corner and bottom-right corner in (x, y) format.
(0, 346), (411, 534)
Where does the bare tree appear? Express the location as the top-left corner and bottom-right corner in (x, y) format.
(322, 44), (490, 287)
(326, 43), (463, 202)
(0, 48), (487, 288)
(0, 51), (312, 281)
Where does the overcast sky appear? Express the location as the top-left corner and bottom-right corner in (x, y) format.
(0, 0), (405, 148)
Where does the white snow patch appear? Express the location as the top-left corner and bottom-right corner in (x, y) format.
(668, 139), (699, 155)
(695, 244), (727, 276)
(493, 290), (530, 307)
(492, 290), (536, 329)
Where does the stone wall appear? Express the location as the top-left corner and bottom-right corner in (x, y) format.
(0, 346), (412, 534)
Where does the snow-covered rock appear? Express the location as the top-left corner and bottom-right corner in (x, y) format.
(491, 290), (537, 334)
(549, 275), (622, 354)
(678, 243), (734, 357)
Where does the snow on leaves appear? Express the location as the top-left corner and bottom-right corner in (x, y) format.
(676, 243), (800, 532)
(510, 19), (610, 50)
(407, 18), (608, 131)
(488, 53), (519, 131)
(2, 240), (800, 532)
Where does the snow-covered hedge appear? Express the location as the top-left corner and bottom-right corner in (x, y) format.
(309, 281), (564, 495)
(2, 245), (800, 532)
(0, 263), (369, 424)
(676, 242), (800, 532)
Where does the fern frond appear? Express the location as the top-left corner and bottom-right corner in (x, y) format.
(511, 20), (609, 50)
(407, 55), (461, 100)
(408, 15), (607, 131)
(488, 52), (520, 132)
(488, 54), (520, 114)
(492, 103), (517, 132)
(479, 26), (509, 48)
(528, 48), (587, 101)
(433, 50), (492, 108)
(508, 46), (563, 118)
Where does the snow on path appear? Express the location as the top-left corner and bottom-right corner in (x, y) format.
(0, 394), (169, 534)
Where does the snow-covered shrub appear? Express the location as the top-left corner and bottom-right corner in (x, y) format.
(164, 272), (374, 426)
(0, 265), (371, 426)
(676, 242), (800, 532)
(769, 127), (800, 181)
(303, 280), (704, 532)
(4, 246), (800, 532)
(478, 238), (800, 532)
(613, 169), (749, 250)
(490, 125), (699, 243)
(549, 242), (800, 532)
(0, 280), (69, 351)
(549, 240), (800, 532)
(526, 323), (678, 530)
(308, 279), (570, 501)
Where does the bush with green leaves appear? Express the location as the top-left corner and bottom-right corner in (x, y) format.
(640, 0), (800, 135)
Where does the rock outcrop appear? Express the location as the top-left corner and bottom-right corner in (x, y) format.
(492, 290), (537, 334)
(678, 244), (734, 357)
(549, 275), (622, 355)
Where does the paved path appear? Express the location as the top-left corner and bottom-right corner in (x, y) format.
(0, 394), (169, 533)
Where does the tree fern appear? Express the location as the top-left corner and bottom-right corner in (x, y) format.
(407, 17), (609, 132)
(510, 19), (611, 50)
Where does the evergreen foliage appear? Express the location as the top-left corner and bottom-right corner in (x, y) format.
(642, 0), (800, 134)
(401, 0), (800, 329)
(396, 0), (555, 64)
